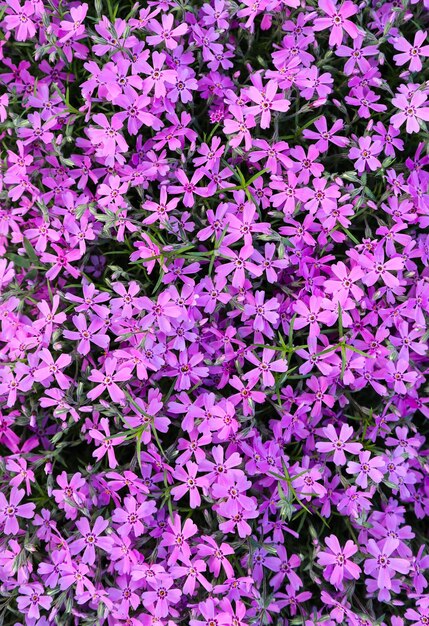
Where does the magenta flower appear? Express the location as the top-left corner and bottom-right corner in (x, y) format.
(197, 537), (235, 578)
(337, 486), (374, 519)
(336, 35), (379, 73)
(317, 535), (361, 588)
(114, 86), (163, 134)
(33, 348), (72, 390)
(171, 557), (212, 596)
(69, 516), (113, 565)
(316, 424), (362, 466)
(216, 245), (262, 288)
(87, 357), (132, 405)
(143, 186), (180, 226)
(294, 296), (337, 337)
(324, 261), (364, 304)
(89, 418), (125, 469)
(218, 502), (259, 538)
(292, 465), (327, 501)
(391, 91), (429, 134)
(161, 514), (198, 565)
(140, 291), (182, 333)
(357, 245), (404, 288)
(112, 495), (156, 537)
(244, 348), (288, 388)
(6, 457), (35, 495)
(364, 538), (410, 590)
(87, 113), (128, 164)
(393, 31), (429, 73)
(63, 314), (109, 355)
(385, 359), (419, 395)
(16, 583), (52, 620)
(229, 375), (266, 417)
(296, 177), (341, 214)
(59, 563), (92, 594)
(405, 607), (429, 626)
(348, 136), (382, 172)
(302, 117), (349, 152)
(168, 169), (210, 207)
(140, 51), (177, 98)
(41, 244), (82, 280)
(0, 487), (35, 535)
(166, 348), (209, 391)
(4, 1), (36, 41)
(142, 576), (182, 618)
(346, 450), (385, 488)
(313, 0), (358, 46)
(147, 13), (188, 49)
(52, 471), (85, 520)
(290, 145), (324, 183)
(58, 2), (88, 42)
(264, 546), (302, 590)
(247, 79), (290, 129)
(171, 461), (208, 508)
(224, 105), (256, 151)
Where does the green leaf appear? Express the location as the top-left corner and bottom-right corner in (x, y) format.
(23, 238), (39, 264)
(6, 253), (31, 268)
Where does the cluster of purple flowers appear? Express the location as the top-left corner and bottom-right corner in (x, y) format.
(0, 0), (429, 624)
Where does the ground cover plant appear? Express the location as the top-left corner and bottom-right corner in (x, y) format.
(0, 0), (429, 624)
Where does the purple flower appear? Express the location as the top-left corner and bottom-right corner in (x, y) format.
(17, 583), (52, 620)
(391, 91), (429, 134)
(316, 424), (362, 466)
(317, 535), (361, 588)
(346, 450), (385, 488)
(393, 31), (429, 73)
(364, 538), (410, 590)
(247, 79), (290, 128)
(87, 357), (132, 405)
(69, 516), (113, 564)
(313, 0), (358, 46)
(348, 136), (383, 172)
(0, 487), (35, 535)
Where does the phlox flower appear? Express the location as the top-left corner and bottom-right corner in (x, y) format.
(346, 450), (385, 488)
(313, 0), (358, 46)
(6, 457), (35, 495)
(317, 535), (361, 588)
(140, 51), (177, 98)
(391, 91), (429, 133)
(4, 0), (37, 41)
(171, 461), (208, 508)
(348, 136), (382, 172)
(112, 495), (156, 537)
(197, 536), (235, 578)
(160, 514), (198, 565)
(302, 117), (349, 152)
(63, 313), (109, 355)
(316, 424), (362, 466)
(143, 576), (182, 618)
(393, 31), (429, 73)
(69, 516), (113, 565)
(216, 245), (262, 288)
(264, 546), (302, 590)
(246, 79), (290, 128)
(147, 13), (188, 49)
(0, 487), (35, 535)
(89, 418), (125, 469)
(58, 3), (88, 42)
(168, 169), (210, 207)
(87, 357), (132, 405)
(364, 538), (410, 590)
(33, 348), (72, 390)
(17, 583), (52, 620)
